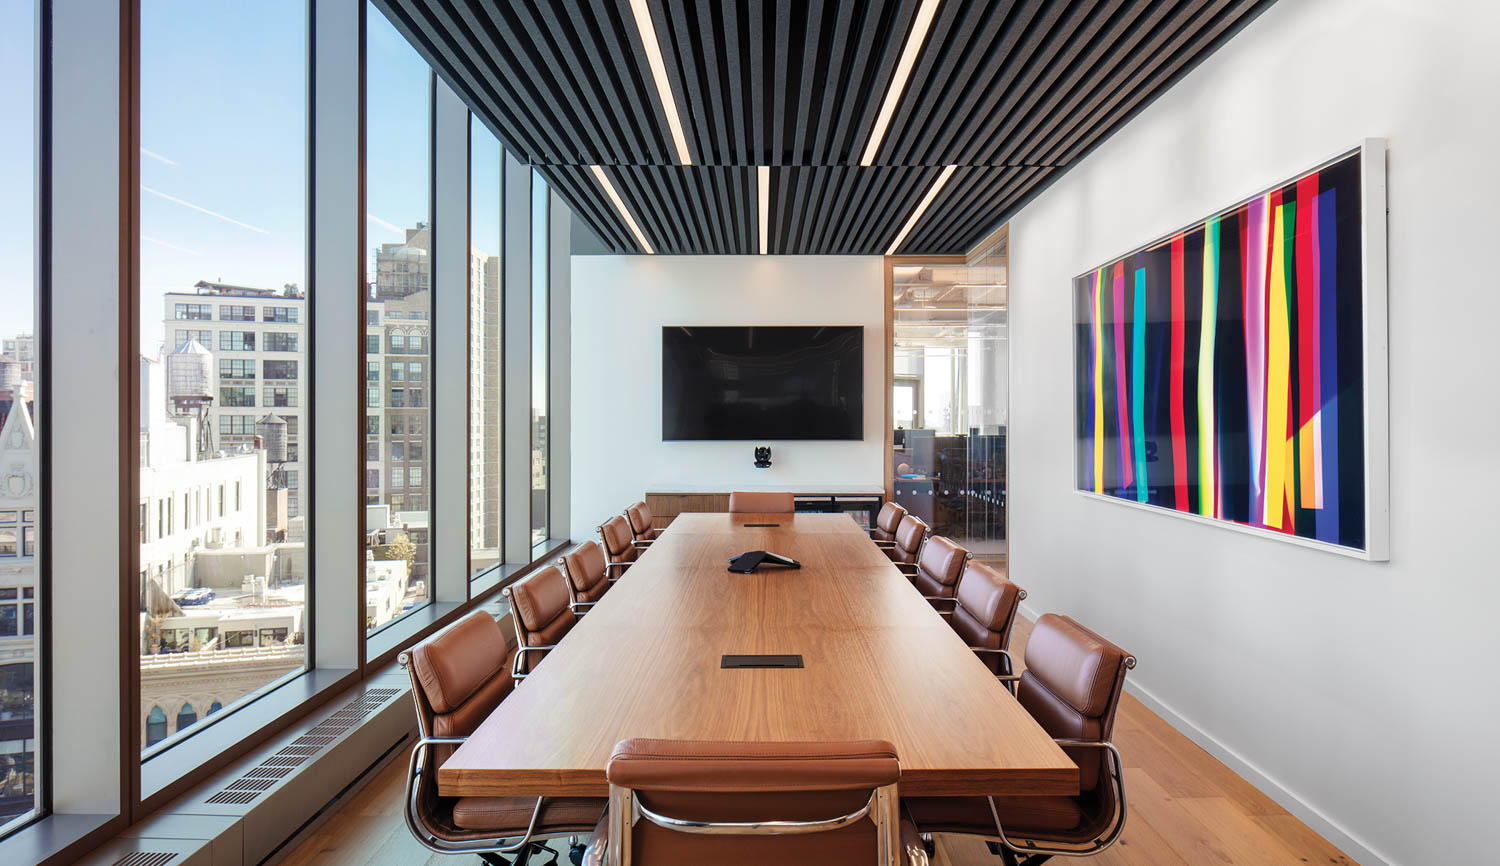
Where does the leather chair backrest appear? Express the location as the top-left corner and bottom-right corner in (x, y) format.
(913, 535), (967, 598)
(1017, 614), (1132, 793)
(509, 565), (577, 673)
(599, 516), (638, 564)
(875, 501), (907, 535)
(608, 738), (899, 866)
(625, 501), (654, 539)
(405, 610), (517, 743)
(950, 562), (1023, 674)
(728, 491), (796, 513)
(892, 514), (928, 562)
(561, 541), (610, 604)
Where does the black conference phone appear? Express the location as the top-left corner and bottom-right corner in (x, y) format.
(727, 550), (802, 574)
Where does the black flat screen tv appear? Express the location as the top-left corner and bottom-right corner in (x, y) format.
(662, 325), (864, 441)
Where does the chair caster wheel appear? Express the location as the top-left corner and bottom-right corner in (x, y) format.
(568, 843), (586, 865)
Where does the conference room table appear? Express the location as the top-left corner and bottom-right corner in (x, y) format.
(438, 512), (1077, 799)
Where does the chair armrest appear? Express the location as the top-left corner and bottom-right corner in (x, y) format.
(512, 644), (560, 682)
(630, 539), (654, 550)
(604, 561), (631, 570)
(893, 562), (918, 572)
(570, 600), (600, 614)
(923, 596), (957, 608)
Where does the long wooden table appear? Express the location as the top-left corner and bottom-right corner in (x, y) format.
(439, 512), (1077, 798)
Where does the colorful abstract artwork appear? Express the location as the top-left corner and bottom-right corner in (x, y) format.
(1074, 151), (1368, 551)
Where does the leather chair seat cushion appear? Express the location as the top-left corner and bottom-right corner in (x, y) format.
(886, 545), (919, 565)
(871, 526), (896, 542)
(954, 562), (1018, 633)
(450, 795), (606, 833)
(625, 502), (655, 538)
(410, 611), (512, 714)
(892, 517), (927, 556)
(431, 662), (515, 742)
(728, 491), (796, 513)
(917, 536), (966, 590)
(951, 605), (1005, 674)
(600, 517), (638, 563)
(874, 502), (907, 535)
(904, 794), (1084, 835)
(562, 542), (610, 596)
(1024, 615), (1128, 718)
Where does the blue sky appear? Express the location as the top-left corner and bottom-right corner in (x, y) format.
(2, 0), (510, 354)
(0, 0), (37, 340)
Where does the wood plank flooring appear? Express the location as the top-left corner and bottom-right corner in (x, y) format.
(282, 615), (1356, 866)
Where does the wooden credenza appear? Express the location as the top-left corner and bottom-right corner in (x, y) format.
(645, 488), (886, 527)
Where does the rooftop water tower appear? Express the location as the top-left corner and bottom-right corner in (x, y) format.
(256, 413), (288, 489)
(166, 339), (214, 457)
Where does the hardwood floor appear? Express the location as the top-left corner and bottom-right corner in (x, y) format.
(282, 614), (1356, 866)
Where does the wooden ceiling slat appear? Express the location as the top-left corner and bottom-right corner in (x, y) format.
(384, 0), (1272, 254)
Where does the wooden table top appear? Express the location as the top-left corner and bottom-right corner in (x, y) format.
(438, 512), (1078, 798)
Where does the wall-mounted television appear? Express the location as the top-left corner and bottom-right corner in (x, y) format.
(662, 325), (864, 441)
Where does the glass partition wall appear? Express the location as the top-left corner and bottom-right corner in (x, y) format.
(890, 230), (1009, 567)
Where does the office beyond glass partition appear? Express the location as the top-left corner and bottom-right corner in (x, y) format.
(890, 233), (1008, 566)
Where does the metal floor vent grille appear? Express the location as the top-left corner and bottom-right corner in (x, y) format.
(201, 687), (402, 808)
(112, 854), (178, 866)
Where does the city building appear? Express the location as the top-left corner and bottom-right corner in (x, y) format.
(162, 281), (307, 519)
(0, 399), (37, 821)
(0, 337), (34, 383)
(469, 250), (502, 572)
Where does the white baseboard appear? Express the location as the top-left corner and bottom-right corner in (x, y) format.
(1017, 602), (1390, 866)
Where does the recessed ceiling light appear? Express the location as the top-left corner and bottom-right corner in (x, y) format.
(590, 165), (655, 254)
(758, 166), (771, 255)
(860, 0), (942, 167)
(886, 165), (956, 256)
(628, 0), (693, 166)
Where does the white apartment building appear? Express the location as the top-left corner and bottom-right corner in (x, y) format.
(138, 356), (265, 599)
(469, 249), (502, 572)
(0, 336), (34, 382)
(162, 281), (307, 518)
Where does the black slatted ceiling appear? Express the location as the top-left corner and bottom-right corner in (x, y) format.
(378, 0), (1276, 255)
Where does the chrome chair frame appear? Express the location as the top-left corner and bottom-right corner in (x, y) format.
(397, 651), (587, 863)
(596, 780), (905, 866)
(928, 582), (1027, 689)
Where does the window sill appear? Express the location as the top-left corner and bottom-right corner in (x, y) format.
(0, 812), (119, 866)
(365, 600), (464, 663)
(140, 666), (358, 805)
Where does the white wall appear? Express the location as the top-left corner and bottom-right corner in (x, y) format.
(569, 255), (884, 539)
(1006, 2), (1499, 864)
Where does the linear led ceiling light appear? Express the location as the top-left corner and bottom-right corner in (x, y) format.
(860, 0), (942, 166)
(590, 165), (655, 254)
(758, 166), (771, 254)
(628, 0), (693, 165)
(886, 165), (957, 256)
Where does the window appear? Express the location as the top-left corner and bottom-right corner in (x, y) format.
(366, 1), (432, 631)
(0, 530), (15, 556)
(264, 332), (298, 352)
(263, 305), (298, 323)
(389, 416), (403, 435)
(219, 331), (255, 352)
(366, 415), (381, 436)
(220, 386), (256, 407)
(531, 171), (550, 547)
(366, 442), (378, 462)
(409, 389), (423, 408)
(174, 303), (212, 320)
(366, 361), (380, 381)
(219, 358), (256, 379)
(139, 0), (309, 754)
(389, 361), (405, 381)
(221, 415), (257, 436)
(408, 467), (423, 488)
(263, 386), (297, 408)
(175, 328), (211, 347)
(263, 360), (298, 379)
(407, 360), (423, 381)
(391, 442), (405, 461)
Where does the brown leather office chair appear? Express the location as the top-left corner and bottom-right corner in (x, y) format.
(728, 490), (796, 513)
(904, 614), (1136, 865)
(883, 514), (928, 565)
(399, 611), (604, 864)
(868, 501), (908, 544)
(897, 534), (968, 602)
(623, 501), (661, 549)
(559, 540), (625, 616)
(583, 739), (928, 866)
(501, 564), (577, 681)
(929, 561), (1026, 678)
(598, 515), (639, 572)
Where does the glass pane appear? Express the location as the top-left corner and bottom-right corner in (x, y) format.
(891, 236), (1009, 569)
(530, 173), (549, 549)
(0, 0), (38, 831)
(138, 0), (309, 754)
(470, 118), (503, 578)
(366, 3), (432, 632)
